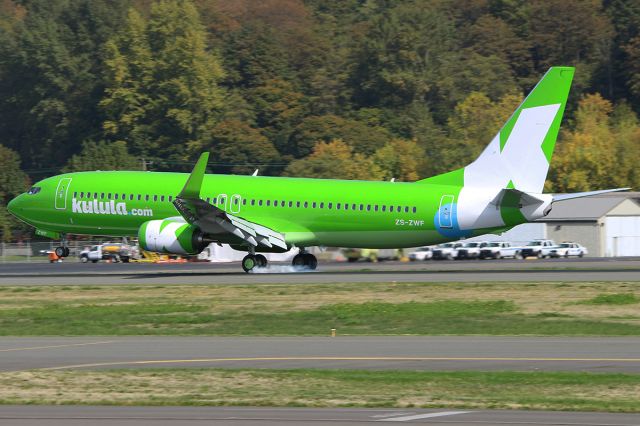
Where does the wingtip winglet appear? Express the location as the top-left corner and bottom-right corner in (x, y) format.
(178, 152), (209, 199)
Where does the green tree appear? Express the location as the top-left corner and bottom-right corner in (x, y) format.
(284, 139), (383, 180)
(549, 94), (627, 192)
(207, 119), (280, 175)
(372, 139), (425, 182)
(0, 144), (28, 241)
(0, 0), (130, 170)
(289, 114), (391, 157)
(101, 0), (226, 162)
(62, 141), (140, 172)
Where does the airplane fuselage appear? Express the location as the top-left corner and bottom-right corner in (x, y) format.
(8, 170), (505, 249)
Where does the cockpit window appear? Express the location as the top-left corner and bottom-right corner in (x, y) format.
(27, 186), (41, 195)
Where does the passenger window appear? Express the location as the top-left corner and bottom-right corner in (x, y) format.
(101, 193), (105, 199)
(212, 198), (217, 205)
(108, 193), (112, 199)
(80, 192), (84, 198)
(145, 195), (149, 201)
(412, 207), (417, 213)
(94, 193), (98, 199)
(304, 202), (308, 208)
(251, 199), (255, 206)
(122, 194), (126, 200)
(274, 199), (278, 206)
(168, 196), (173, 202)
(73, 192), (77, 198)
(207, 197), (211, 204)
(344, 204), (349, 210)
(243, 199), (247, 205)
(397, 206), (401, 212)
(137, 195), (141, 201)
(312, 202), (317, 208)
(366, 205), (371, 211)
(281, 201), (285, 207)
(153, 195), (158, 201)
(320, 202), (324, 209)
(114, 194), (118, 200)
(352, 204), (356, 210)
(328, 203), (332, 209)
(288, 201), (293, 208)
(359, 204), (364, 211)
(266, 200), (271, 206)
(337, 203), (341, 210)
(382, 205), (386, 212)
(389, 206), (394, 212)
(374, 205), (379, 212)
(259, 200), (263, 206)
(161, 195), (165, 202)
(404, 206), (409, 213)
(296, 201), (301, 208)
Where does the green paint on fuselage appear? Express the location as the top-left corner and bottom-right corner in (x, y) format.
(10, 170), (513, 249)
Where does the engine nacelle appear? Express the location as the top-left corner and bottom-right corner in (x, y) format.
(138, 219), (207, 255)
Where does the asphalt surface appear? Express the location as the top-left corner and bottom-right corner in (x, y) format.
(2, 406), (639, 425)
(1, 258), (639, 285)
(2, 336), (640, 373)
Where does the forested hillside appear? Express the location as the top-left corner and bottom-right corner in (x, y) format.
(1, 0), (640, 238)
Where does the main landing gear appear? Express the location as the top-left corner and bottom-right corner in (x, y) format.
(292, 250), (317, 270)
(242, 253), (267, 273)
(241, 250), (318, 273)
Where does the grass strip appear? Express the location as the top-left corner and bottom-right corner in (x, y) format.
(1, 369), (639, 412)
(1, 299), (640, 336)
(1, 282), (640, 336)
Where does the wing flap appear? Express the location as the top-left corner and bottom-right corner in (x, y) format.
(172, 153), (288, 251)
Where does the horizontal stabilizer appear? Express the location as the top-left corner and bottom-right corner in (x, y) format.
(553, 188), (630, 202)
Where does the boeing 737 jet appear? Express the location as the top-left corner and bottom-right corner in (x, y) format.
(7, 67), (628, 272)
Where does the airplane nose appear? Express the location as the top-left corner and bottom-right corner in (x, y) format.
(7, 195), (22, 218)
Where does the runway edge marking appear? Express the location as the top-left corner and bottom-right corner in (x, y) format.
(38, 356), (640, 371)
(377, 411), (470, 421)
(0, 341), (115, 353)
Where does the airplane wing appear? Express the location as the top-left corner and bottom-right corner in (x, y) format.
(172, 153), (288, 251)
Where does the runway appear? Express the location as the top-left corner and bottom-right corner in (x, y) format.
(2, 406), (639, 425)
(2, 336), (640, 373)
(1, 258), (639, 285)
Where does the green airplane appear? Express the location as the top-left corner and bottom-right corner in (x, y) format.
(7, 67), (629, 272)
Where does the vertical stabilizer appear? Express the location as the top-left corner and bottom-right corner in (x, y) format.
(463, 66), (574, 193)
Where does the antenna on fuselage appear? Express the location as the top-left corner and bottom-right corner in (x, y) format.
(390, 178), (395, 182)
(252, 169), (259, 176)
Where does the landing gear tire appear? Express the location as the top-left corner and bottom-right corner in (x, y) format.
(255, 254), (267, 268)
(55, 246), (65, 258)
(292, 253), (317, 270)
(242, 254), (258, 273)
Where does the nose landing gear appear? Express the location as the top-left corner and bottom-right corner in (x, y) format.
(54, 234), (70, 258)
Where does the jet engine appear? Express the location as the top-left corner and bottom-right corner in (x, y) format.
(138, 219), (208, 255)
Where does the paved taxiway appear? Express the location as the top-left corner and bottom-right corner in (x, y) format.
(2, 336), (640, 373)
(2, 406), (640, 425)
(1, 258), (639, 285)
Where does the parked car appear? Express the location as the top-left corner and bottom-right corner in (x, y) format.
(455, 241), (489, 259)
(520, 239), (557, 259)
(409, 247), (433, 261)
(432, 242), (463, 260)
(546, 242), (588, 258)
(479, 242), (521, 259)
